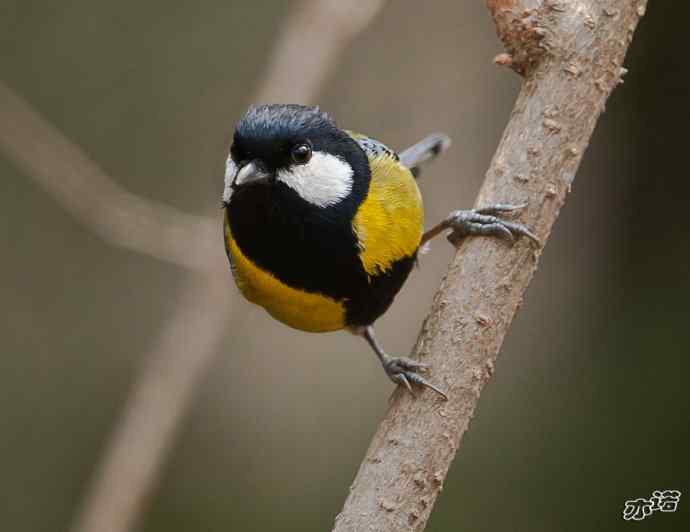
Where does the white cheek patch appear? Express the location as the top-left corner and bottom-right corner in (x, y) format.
(276, 151), (353, 208)
(223, 155), (237, 203)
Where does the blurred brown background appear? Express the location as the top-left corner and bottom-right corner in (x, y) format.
(1, 1), (688, 531)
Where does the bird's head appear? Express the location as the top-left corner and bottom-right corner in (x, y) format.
(222, 104), (369, 209)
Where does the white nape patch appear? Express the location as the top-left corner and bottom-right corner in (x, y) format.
(276, 152), (353, 208)
(223, 155), (237, 203)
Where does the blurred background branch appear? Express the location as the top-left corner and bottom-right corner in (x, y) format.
(255, 1), (389, 104)
(52, 1), (388, 532)
(0, 83), (219, 273)
(69, 278), (231, 532)
(333, 1), (647, 530)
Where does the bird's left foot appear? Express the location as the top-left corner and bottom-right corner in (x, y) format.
(380, 356), (448, 400)
(445, 203), (540, 246)
(360, 326), (447, 400)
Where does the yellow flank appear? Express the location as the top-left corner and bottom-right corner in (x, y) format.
(224, 215), (345, 333)
(353, 154), (424, 277)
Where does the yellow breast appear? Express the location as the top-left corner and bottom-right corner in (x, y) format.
(224, 215), (346, 333)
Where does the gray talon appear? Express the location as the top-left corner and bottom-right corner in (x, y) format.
(475, 203), (527, 216)
(384, 357), (428, 374)
(383, 357), (447, 400)
(446, 204), (539, 246)
(404, 372), (448, 401)
(362, 326), (447, 401)
(392, 372), (414, 394)
(499, 220), (540, 244)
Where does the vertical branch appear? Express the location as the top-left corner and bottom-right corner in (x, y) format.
(67, 1), (386, 532)
(255, 0), (387, 104)
(333, 1), (647, 531)
(71, 279), (230, 532)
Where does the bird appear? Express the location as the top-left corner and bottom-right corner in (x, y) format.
(222, 104), (538, 399)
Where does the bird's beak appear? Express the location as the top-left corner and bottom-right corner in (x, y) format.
(231, 160), (270, 189)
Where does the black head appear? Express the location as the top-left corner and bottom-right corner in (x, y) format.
(222, 104), (369, 210)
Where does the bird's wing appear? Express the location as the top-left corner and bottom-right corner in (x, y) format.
(349, 130), (451, 178)
(347, 131), (400, 162)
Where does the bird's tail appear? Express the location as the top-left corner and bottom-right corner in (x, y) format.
(399, 132), (451, 178)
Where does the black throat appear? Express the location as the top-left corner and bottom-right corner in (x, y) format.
(226, 154), (371, 303)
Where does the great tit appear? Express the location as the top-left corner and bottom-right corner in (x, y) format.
(222, 104), (537, 398)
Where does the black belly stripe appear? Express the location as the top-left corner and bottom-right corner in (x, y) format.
(227, 182), (416, 327)
(228, 181), (367, 300)
(343, 253), (417, 327)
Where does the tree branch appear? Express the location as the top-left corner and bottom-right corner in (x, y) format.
(70, 278), (231, 532)
(255, 0), (388, 104)
(333, 1), (647, 531)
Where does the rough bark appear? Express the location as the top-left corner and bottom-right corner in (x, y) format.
(332, 1), (647, 531)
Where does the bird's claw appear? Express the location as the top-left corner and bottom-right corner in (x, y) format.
(446, 203), (540, 247)
(474, 203), (528, 216)
(383, 357), (447, 400)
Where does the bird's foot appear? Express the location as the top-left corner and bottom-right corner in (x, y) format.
(381, 356), (447, 400)
(446, 203), (540, 246)
(360, 326), (447, 400)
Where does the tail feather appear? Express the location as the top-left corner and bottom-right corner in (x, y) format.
(399, 132), (451, 178)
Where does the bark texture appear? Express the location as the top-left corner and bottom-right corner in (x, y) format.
(333, 1), (647, 531)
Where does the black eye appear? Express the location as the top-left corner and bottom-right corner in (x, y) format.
(290, 143), (312, 165)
